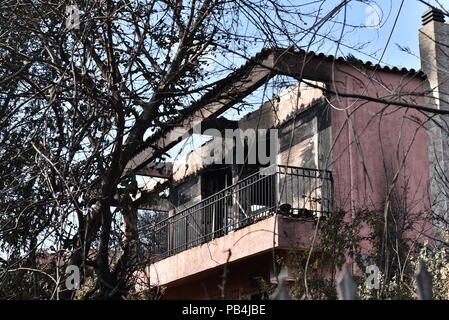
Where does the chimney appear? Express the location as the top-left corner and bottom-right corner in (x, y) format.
(419, 8), (449, 230)
(419, 8), (449, 110)
(421, 8), (445, 26)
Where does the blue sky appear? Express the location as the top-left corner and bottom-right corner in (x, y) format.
(339, 0), (430, 70)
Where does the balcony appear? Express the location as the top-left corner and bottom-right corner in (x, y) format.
(146, 165), (333, 261)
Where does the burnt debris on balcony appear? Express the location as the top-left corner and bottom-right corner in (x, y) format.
(145, 165), (332, 260)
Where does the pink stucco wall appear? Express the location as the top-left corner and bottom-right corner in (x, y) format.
(329, 67), (433, 269)
(146, 215), (316, 287)
(159, 251), (277, 299)
(330, 67), (430, 216)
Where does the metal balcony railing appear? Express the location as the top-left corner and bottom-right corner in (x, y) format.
(147, 165), (333, 259)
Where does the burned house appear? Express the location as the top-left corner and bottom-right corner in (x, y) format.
(128, 9), (448, 299)
(164, 80), (333, 257)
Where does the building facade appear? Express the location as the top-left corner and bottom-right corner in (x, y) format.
(130, 9), (449, 299)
